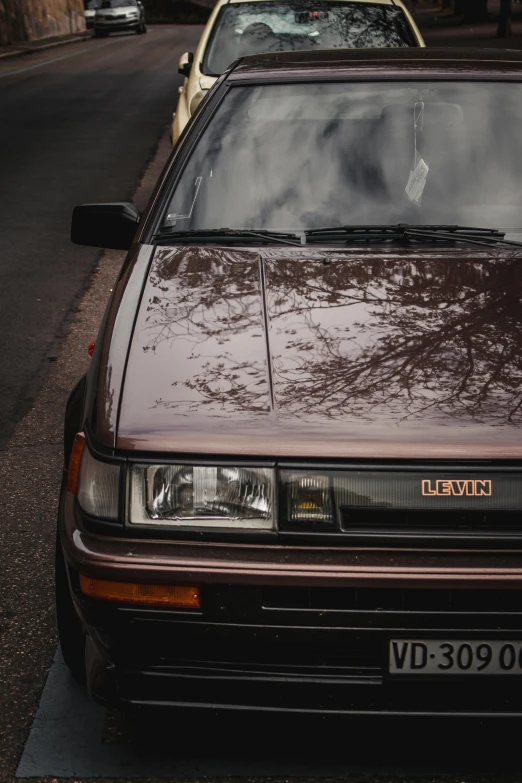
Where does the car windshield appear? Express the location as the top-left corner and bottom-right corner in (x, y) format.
(160, 81), (522, 238)
(84, 0), (101, 8)
(203, 2), (416, 76)
(100, 0), (135, 7)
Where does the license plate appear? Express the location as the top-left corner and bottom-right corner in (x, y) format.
(389, 639), (522, 675)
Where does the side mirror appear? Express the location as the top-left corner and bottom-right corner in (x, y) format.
(178, 51), (194, 78)
(71, 203), (140, 250)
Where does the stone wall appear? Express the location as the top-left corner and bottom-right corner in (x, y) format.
(0, 0), (86, 46)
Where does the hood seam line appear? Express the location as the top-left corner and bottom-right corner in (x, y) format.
(258, 254), (276, 416)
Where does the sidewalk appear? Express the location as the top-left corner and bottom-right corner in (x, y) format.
(416, 2), (522, 49)
(0, 31), (91, 61)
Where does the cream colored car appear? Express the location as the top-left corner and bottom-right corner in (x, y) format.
(170, 0), (425, 146)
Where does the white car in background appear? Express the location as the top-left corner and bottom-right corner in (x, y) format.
(94, 0), (147, 36)
(84, 0), (101, 28)
(170, 0), (425, 146)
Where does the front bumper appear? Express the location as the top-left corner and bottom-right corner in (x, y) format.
(94, 18), (139, 30)
(62, 496), (522, 715)
(74, 583), (522, 716)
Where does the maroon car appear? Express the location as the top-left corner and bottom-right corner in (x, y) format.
(58, 48), (522, 714)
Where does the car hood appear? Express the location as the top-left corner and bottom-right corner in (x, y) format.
(117, 245), (522, 459)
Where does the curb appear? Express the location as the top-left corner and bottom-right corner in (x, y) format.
(0, 33), (92, 61)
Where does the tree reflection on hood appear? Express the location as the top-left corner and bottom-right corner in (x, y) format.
(141, 246), (522, 427)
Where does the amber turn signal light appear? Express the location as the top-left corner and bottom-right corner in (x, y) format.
(79, 574), (201, 609)
(67, 433), (86, 495)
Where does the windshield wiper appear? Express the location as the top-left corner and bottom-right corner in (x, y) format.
(153, 228), (301, 247)
(305, 224), (522, 249)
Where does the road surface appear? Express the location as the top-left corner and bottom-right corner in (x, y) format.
(0, 28), (203, 782)
(0, 26), (201, 448)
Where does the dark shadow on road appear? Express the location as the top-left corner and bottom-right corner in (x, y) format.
(112, 707), (522, 777)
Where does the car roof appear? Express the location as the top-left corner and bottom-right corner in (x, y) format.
(228, 47), (522, 80)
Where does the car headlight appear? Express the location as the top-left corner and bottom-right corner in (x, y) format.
(130, 465), (274, 529)
(74, 446), (120, 520)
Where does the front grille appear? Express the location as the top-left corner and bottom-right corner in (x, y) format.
(262, 586), (522, 614)
(340, 509), (522, 536)
(123, 618), (380, 671)
(279, 468), (522, 544)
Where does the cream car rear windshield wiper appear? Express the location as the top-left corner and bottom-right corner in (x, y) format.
(153, 228), (301, 247)
(304, 224), (522, 249)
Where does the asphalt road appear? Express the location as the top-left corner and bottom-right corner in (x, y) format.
(0, 26), (200, 449)
(0, 28), (203, 783)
